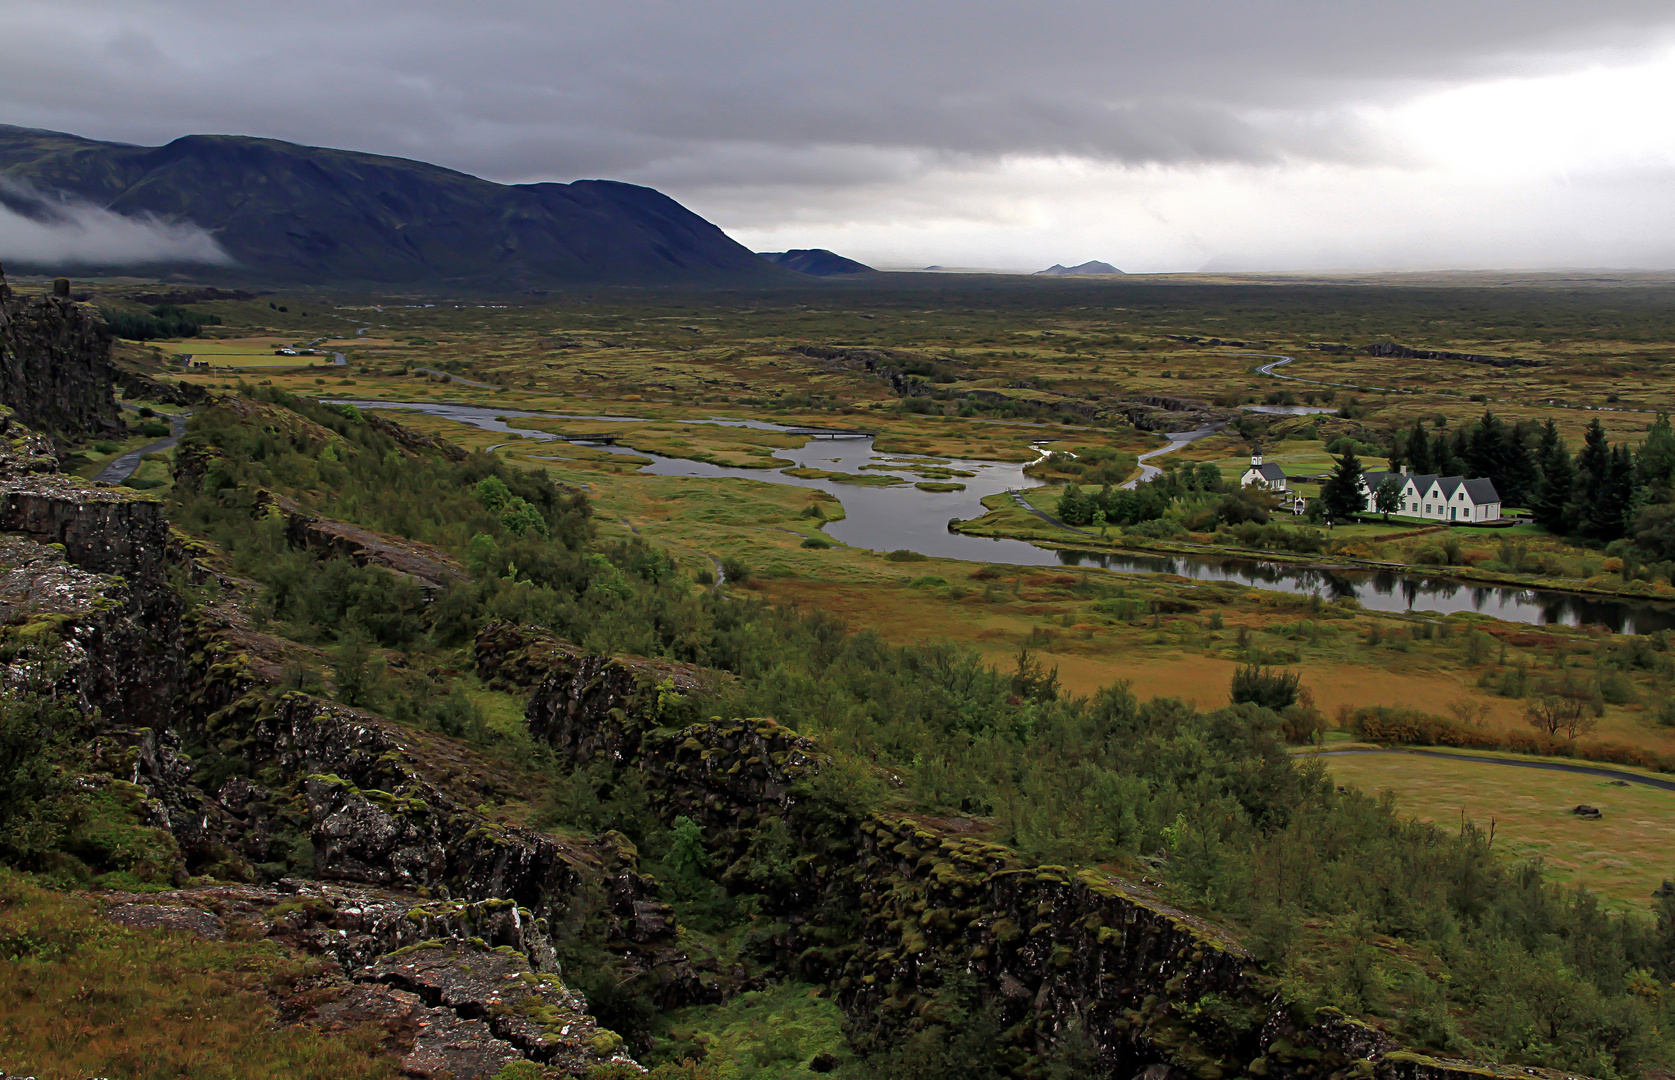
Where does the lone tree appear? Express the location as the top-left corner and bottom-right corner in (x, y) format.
(1373, 474), (1406, 521)
(1525, 693), (1596, 741)
(1320, 449), (1368, 522)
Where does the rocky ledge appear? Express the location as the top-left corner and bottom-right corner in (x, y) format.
(479, 621), (1592, 1080)
(103, 880), (637, 1079)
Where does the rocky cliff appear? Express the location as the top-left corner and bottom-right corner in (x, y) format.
(0, 418), (652, 1078)
(476, 621), (1578, 1080)
(0, 268), (121, 438)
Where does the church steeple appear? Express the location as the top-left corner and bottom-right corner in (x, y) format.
(1250, 444), (1263, 468)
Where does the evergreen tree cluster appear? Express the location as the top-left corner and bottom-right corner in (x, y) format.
(1056, 462), (1229, 528)
(1055, 482), (1171, 528)
(99, 303), (223, 341)
(1531, 414), (1675, 549)
(1393, 409), (1675, 555)
(1395, 411), (1543, 507)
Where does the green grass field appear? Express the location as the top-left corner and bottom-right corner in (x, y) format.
(1319, 750), (1675, 911)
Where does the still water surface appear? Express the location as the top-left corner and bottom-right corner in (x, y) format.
(338, 401), (1675, 634)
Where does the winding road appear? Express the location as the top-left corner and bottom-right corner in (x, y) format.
(1119, 424), (1225, 489)
(95, 411), (190, 484)
(1314, 747), (1675, 793)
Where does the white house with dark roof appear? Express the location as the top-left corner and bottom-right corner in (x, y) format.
(1361, 467), (1502, 523)
(1240, 449), (1288, 492)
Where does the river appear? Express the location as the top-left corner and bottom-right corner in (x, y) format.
(334, 400), (1675, 634)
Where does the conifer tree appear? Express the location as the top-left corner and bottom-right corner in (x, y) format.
(1320, 449), (1368, 521)
(1608, 444), (1637, 540)
(1056, 483), (1089, 526)
(1501, 420), (1544, 510)
(1570, 420), (1627, 540)
(1405, 420), (1432, 475)
(1466, 409), (1507, 482)
(1637, 412), (1675, 499)
(1533, 420), (1574, 532)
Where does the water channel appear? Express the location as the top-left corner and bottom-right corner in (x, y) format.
(336, 400), (1675, 634)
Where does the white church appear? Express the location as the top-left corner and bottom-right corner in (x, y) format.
(1360, 467), (1503, 523)
(1239, 449), (1289, 492)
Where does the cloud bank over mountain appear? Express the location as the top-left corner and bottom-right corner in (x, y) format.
(0, 177), (229, 266)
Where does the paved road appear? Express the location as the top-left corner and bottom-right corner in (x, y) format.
(95, 411), (190, 484)
(414, 367), (500, 390)
(1119, 424), (1225, 490)
(1315, 747), (1675, 792)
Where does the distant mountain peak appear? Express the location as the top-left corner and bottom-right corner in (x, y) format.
(0, 124), (789, 289)
(1036, 260), (1124, 276)
(757, 248), (874, 276)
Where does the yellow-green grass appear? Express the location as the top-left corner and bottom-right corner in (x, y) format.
(0, 871), (397, 1080)
(1319, 751), (1675, 911)
(145, 338), (338, 370)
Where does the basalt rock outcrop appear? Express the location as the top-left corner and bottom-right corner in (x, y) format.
(0, 421), (653, 1076)
(117, 366), (208, 406)
(0, 268), (122, 438)
(252, 489), (469, 589)
(102, 880), (635, 1078)
(1362, 342), (1539, 369)
(0, 421), (183, 728)
(477, 621), (1576, 1080)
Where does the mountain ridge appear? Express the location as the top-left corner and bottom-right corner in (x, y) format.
(0, 125), (791, 290)
(1037, 260), (1124, 276)
(758, 248), (875, 276)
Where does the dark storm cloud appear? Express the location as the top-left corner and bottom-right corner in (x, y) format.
(2, 0), (1673, 189)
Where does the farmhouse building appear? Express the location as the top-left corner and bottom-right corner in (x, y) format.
(1361, 468), (1502, 523)
(1240, 449), (1288, 492)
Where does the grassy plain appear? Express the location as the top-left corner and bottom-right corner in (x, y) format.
(1314, 750), (1675, 911)
(72, 271), (1675, 910)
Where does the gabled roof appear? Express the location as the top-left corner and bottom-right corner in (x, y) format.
(1246, 462), (1286, 481)
(1417, 475), (1500, 503)
(1362, 469), (1396, 490)
(1462, 477), (1500, 503)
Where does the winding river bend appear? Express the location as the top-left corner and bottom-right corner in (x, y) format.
(336, 400), (1675, 634)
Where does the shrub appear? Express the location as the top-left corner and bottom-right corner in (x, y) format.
(801, 536), (830, 549)
(884, 549), (927, 562)
(1128, 518), (1185, 540)
(138, 421), (170, 438)
(1230, 664), (1301, 711)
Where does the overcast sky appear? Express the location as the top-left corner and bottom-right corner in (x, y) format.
(4, 0), (1675, 272)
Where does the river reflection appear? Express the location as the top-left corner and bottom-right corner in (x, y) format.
(1055, 550), (1675, 634)
(334, 400), (1675, 634)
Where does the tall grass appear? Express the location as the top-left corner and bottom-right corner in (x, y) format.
(0, 871), (395, 1080)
